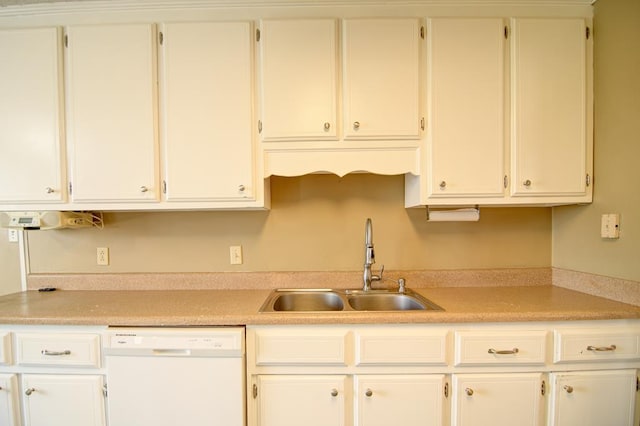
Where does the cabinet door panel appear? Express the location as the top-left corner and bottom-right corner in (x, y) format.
(452, 373), (544, 426)
(260, 19), (338, 141)
(427, 18), (505, 198)
(66, 24), (158, 202)
(343, 19), (421, 139)
(257, 375), (347, 426)
(550, 370), (636, 426)
(355, 374), (446, 426)
(0, 27), (65, 203)
(160, 22), (254, 201)
(511, 18), (588, 197)
(22, 374), (105, 426)
(0, 374), (20, 426)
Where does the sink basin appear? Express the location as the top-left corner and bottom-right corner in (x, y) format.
(259, 288), (443, 313)
(271, 290), (344, 312)
(347, 293), (427, 311)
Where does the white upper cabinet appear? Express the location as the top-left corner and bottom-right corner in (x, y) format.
(65, 24), (159, 203)
(0, 27), (66, 204)
(159, 22), (256, 202)
(425, 18), (506, 200)
(259, 19), (338, 141)
(510, 18), (590, 199)
(343, 18), (421, 140)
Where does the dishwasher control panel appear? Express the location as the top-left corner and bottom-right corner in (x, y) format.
(104, 327), (244, 357)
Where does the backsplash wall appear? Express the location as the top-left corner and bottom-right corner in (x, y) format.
(26, 174), (551, 274)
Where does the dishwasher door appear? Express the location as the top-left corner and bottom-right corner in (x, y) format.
(105, 327), (245, 426)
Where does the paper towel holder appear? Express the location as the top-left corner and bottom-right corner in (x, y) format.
(426, 205), (480, 222)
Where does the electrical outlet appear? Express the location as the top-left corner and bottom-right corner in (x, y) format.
(7, 229), (19, 243)
(230, 246), (243, 265)
(97, 247), (110, 266)
(601, 214), (620, 239)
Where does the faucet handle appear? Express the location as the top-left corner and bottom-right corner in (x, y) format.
(398, 278), (406, 293)
(372, 264), (384, 282)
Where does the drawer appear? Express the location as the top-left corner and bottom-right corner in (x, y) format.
(254, 328), (348, 366)
(454, 330), (547, 366)
(15, 333), (101, 368)
(554, 328), (640, 363)
(355, 328), (448, 365)
(0, 332), (11, 365)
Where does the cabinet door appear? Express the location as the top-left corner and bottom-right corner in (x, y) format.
(65, 24), (159, 203)
(22, 374), (105, 426)
(343, 19), (421, 139)
(256, 375), (347, 426)
(0, 27), (65, 204)
(549, 370), (636, 426)
(355, 374), (446, 426)
(160, 22), (255, 201)
(426, 18), (506, 199)
(0, 374), (20, 426)
(452, 373), (545, 426)
(511, 18), (589, 198)
(259, 19), (338, 141)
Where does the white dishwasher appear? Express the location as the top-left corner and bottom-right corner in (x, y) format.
(104, 327), (245, 426)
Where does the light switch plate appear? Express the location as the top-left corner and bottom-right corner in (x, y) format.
(7, 229), (19, 243)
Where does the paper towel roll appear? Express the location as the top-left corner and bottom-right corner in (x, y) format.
(426, 207), (480, 222)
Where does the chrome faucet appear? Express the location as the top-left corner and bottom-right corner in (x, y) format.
(362, 218), (382, 291)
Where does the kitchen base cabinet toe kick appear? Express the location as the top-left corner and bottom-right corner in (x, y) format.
(246, 321), (640, 426)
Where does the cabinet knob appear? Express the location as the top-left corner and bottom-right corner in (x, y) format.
(563, 385), (574, 394)
(238, 185), (246, 192)
(324, 122), (331, 131)
(365, 389), (373, 397)
(523, 179), (532, 187)
(465, 388), (474, 396)
(45, 187), (54, 194)
(439, 181), (446, 189)
(25, 388), (36, 396)
(140, 186), (149, 193)
(331, 388), (338, 397)
(353, 121), (360, 130)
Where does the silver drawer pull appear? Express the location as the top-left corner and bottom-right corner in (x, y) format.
(331, 388), (338, 397)
(488, 348), (519, 355)
(25, 388), (36, 396)
(586, 345), (617, 352)
(41, 349), (71, 356)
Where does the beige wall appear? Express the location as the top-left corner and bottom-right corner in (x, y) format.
(553, 0), (640, 282)
(0, 231), (22, 295)
(27, 175), (551, 274)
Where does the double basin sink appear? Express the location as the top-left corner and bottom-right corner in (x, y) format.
(260, 288), (443, 312)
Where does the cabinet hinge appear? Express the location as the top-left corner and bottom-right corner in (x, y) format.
(420, 117), (425, 131)
(159, 31), (164, 45)
(420, 26), (425, 39)
(253, 383), (258, 399)
(586, 26), (591, 39)
(541, 380), (546, 396)
(504, 25), (509, 39)
(256, 28), (261, 42)
(64, 34), (68, 48)
(68, 182), (73, 195)
(162, 180), (167, 194)
(503, 175), (509, 189)
(102, 383), (108, 398)
(586, 173), (591, 187)
(444, 382), (449, 398)
(636, 376), (639, 392)
(258, 120), (263, 133)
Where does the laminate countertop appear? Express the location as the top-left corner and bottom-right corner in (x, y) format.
(0, 286), (639, 326)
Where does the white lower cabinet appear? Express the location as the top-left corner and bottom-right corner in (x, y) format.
(452, 373), (545, 426)
(549, 370), (637, 426)
(0, 374), (20, 426)
(21, 374), (105, 426)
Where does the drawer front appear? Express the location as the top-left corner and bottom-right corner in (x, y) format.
(355, 328), (448, 365)
(0, 332), (11, 365)
(16, 333), (101, 368)
(254, 328), (348, 366)
(454, 330), (547, 366)
(554, 328), (640, 363)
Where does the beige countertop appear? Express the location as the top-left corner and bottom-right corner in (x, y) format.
(0, 286), (639, 326)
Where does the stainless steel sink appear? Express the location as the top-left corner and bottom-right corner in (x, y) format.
(259, 288), (443, 313)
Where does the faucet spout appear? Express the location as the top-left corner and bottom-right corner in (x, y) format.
(363, 218), (375, 291)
